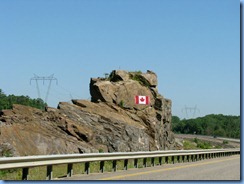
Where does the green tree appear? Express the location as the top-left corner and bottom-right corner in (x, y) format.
(172, 114), (240, 139)
(0, 89), (47, 110)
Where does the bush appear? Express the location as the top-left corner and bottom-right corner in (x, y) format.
(119, 100), (124, 108)
(197, 141), (212, 149)
(223, 140), (229, 144)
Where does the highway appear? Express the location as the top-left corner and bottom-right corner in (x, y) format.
(59, 155), (240, 180)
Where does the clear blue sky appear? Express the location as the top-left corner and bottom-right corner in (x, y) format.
(0, 0), (240, 119)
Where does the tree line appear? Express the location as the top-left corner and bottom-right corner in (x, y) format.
(172, 114), (240, 139)
(0, 89), (47, 111)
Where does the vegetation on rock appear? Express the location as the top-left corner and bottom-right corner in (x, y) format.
(129, 72), (151, 88)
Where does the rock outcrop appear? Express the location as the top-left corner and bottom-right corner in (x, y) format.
(0, 70), (175, 156)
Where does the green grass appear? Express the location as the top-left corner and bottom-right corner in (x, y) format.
(183, 138), (215, 150)
(0, 168), (22, 180)
(183, 140), (198, 150)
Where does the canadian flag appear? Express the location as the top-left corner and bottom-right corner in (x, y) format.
(135, 96), (150, 105)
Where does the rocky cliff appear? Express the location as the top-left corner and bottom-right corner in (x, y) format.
(0, 70), (175, 156)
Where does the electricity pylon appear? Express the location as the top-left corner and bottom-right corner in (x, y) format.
(182, 105), (200, 119)
(30, 74), (58, 104)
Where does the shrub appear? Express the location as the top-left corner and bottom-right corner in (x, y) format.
(119, 100), (124, 108)
(223, 140), (229, 144)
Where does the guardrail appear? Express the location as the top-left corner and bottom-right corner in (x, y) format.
(0, 148), (240, 180)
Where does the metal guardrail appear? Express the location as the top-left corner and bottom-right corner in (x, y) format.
(0, 148), (240, 180)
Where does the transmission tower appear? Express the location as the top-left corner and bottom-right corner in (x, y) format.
(30, 74), (58, 104)
(182, 105), (200, 119)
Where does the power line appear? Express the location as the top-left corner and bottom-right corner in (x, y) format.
(30, 74), (58, 104)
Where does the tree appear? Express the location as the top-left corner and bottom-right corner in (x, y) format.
(172, 114), (240, 139)
(0, 89), (47, 110)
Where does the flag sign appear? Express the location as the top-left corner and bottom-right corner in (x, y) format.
(135, 96), (150, 105)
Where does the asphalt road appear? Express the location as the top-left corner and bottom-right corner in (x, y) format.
(59, 155), (240, 180)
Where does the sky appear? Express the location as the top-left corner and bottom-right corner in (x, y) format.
(0, 0), (240, 119)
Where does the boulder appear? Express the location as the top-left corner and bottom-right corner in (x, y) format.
(0, 70), (175, 156)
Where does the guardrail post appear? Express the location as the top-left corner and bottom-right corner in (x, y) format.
(177, 156), (180, 163)
(85, 162), (90, 174)
(134, 159), (138, 168)
(67, 163), (73, 177)
(186, 155), (190, 162)
(165, 156), (168, 164)
(22, 167), (29, 180)
(182, 155), (185, 162)
(113, 160), (117, 172)
(46, 165), (53, 180)
(124, 159), (128, 170)
(151, 157), (155, 167)
(196, 154), (199, 161)
(143, 158), (147, 167)
(159, 157), (162, 165)
(100, 161), (105, 173)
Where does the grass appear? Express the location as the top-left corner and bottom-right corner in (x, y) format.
(0, 168), (22, 180)
(183, 140), (198, 150)
(183, 138), (215, 150)
(129, 73), (150, 88)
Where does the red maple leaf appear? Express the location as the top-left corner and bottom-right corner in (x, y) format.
(140, 97), (145, 102)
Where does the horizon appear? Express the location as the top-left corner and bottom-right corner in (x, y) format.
(0, 86), (240, 121)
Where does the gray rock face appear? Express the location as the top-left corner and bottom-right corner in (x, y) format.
(0, 70), (175, 156)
